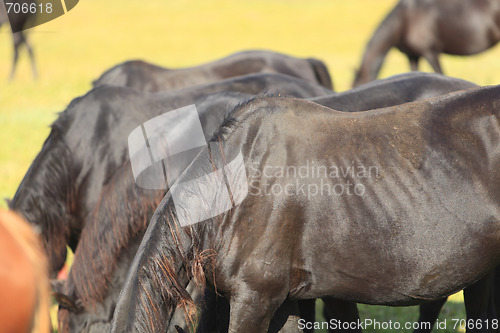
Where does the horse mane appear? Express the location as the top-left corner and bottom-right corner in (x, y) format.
(0, 209), (50, 333)
(211, 94), (287, 142)
(68, 160), (165, 308)
(113, 191), (215, 332)
(10, 115), (79, 273)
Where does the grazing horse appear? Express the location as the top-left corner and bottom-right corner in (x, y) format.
(0, 209), (50, 333)
(93, 50), (333, 92)
(111, 85), (500, 333)
(9, 72), (330, 279)
(53, 72), (478, 333)
(49, 71), (333, 332)
(0, 0), (37, 79)
(5, 73), (328, 332)
(352, 0), (500, 87)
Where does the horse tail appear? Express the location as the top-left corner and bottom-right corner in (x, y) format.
(111, 192), (203, 333)
(306, 57), (334, 91)
(353, 2), (405, 87)
(0, 209), (51, 333)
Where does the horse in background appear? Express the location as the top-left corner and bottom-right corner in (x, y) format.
(0, 0), (37, 79)
(93, 50), (333, 92)
(352, 0), (500, 87)
(0, 209), (50, 333)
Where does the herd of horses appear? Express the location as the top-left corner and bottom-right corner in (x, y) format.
(2, 1), (500, 333)
(4, 47), (500, 332)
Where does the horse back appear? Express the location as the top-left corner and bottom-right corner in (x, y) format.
(211, 87), (500, 306)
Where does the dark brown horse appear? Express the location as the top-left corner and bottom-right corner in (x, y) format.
(6, 74), (328, 332)
(53, 72), (477, 333)
(111, 85), (500, 333)
(9, 73), (330, 279)
(0, 209), (50, 333)
(0, 0), (37, 79)
(52, 83), (336, 332)
(353, 0), (500, 87)
(93, 50), (333, 92)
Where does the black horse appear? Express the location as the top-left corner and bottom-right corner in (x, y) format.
(93, 50), (333, 92)
(111, 84), (500, 333)
(6, 72), (330, 332)
(0, 0), (37, 79)
(51, 73), (477, 332)
(353, 0), (500, 87)
(9, 72), (331, 279)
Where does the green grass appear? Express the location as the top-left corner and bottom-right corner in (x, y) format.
(2, 0), (498, 330)
(314, 297), (466, 333)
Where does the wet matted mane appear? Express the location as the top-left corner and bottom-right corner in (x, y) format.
(67, 162), (164, 307)
(10, 114), (80, 274)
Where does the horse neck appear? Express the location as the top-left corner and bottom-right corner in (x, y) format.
(69, 163), (165, 307)
(353, 2), (404, 86)
(10, 132), (77, 276)
(111, 196), (198, 333)
(59, 231), (143, 333)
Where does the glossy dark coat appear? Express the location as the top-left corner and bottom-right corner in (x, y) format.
(57, 73), (477, 332)
(10, 73), (331, 279)
(9, 74), (328, 333)
(112, 80), (500, 333)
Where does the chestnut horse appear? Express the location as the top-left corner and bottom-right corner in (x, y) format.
(353, 0), (500, 87)
(112, 85), (500, 333)
(0, 209), (50, 333)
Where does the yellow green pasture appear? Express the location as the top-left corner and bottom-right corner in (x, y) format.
(2, 0), (499, 331)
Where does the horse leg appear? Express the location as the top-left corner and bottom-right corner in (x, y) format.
(423, 52), (443, 74)
(193, 287), (219, 333)
(408, 55), (420, 71)
(322, 298), (361, 333)
(298, 299), (316, 333)
(463, 271), (496, 333)
(494, 266), (500, 321)
(10, 32), (22, 80)
(414, 297), (447, 333)
(268, 300), (302, 333)
(23, 32), (37, 79)
(228, 287), (285, 333)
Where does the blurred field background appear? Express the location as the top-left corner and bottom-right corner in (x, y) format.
(2, 0), (500, 331)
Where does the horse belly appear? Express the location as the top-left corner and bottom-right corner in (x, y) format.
(295, 159), (500, 305)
